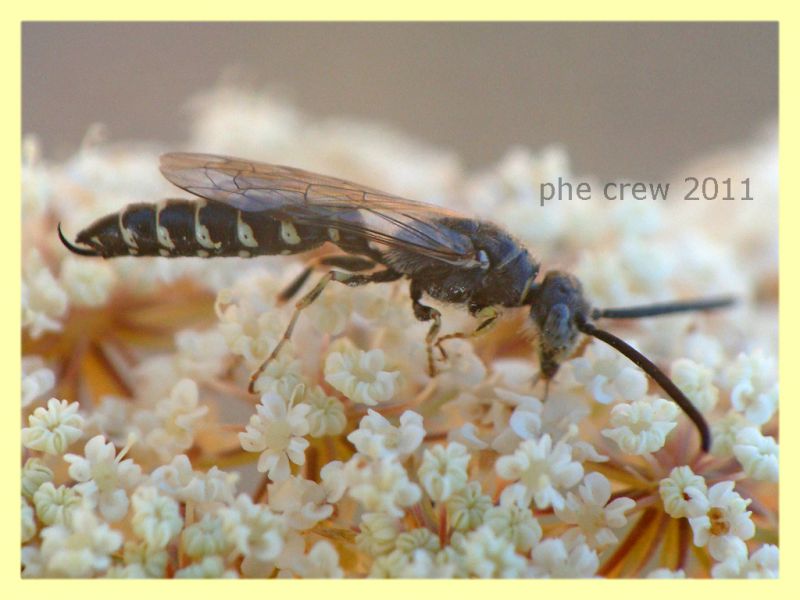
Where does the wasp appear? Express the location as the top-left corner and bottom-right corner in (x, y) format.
(59, 153), (734, 451)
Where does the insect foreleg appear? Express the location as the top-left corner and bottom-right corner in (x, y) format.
(410, 281), (444, 377)
(434, 306), (499, 360)
(249, 267), (401, 393)
(277, 255), (378, 304)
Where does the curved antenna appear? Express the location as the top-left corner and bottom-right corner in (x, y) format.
(57, 223), (99, 256)
(577, 318), (711, 452)
(591, 296), (735, 320)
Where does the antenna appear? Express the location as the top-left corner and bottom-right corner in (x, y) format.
(591, 296), (735, 320)
(576, 317), (711, 452)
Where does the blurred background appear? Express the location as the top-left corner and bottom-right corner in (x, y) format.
(22, 22), (777, 181)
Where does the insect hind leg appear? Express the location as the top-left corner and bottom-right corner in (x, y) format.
(249, 266), (401, 393)
(277, 255), (378, 304)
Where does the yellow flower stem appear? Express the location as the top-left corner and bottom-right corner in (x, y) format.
(599, 507), (659, 577)
(438, 502), (448, 547)
(252, 472), (270, 504)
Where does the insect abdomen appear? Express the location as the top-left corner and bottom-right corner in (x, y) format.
(70, 200), (329, 258)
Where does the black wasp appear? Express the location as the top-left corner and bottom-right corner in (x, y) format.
(59, 153), (734, 452)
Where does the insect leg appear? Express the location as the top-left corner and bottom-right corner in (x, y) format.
(410, 281), (443, 377)
(249, 267), (401, 393)
(434, 306), (499, 360)
(278, 255), (378, 304)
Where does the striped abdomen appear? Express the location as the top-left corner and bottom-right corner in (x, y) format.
(67, 199), (347, 259)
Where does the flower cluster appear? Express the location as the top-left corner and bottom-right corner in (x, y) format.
(21, 87), (777, 578)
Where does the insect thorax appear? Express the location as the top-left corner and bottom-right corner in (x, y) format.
(384, 217), (540, 309)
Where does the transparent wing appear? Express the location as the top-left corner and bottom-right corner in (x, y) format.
(160, 152), (477, 265)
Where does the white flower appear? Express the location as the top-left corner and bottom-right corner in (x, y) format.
(248, 351), (304, 397)
(733, 427), (778, 482)
(215, 275), (288, 366)
(84, 396), (134, 449)
(462, 525), (529, 578)
(22, 497), (36, 543)
(688, 480), (755, 560)
(395, 528), (440, 554)
(659, 466), (709, 518)
(356, 512), (400, 556)
(268, 476), (334, 530)
(239, 386), (311, 481)
(554, 472), (636, 550)
(130, 486), (183, 548)
(682, 331), (725, 369)
(307, 283), (354, 335)
(495, 434), (584, 510)
(219, 494), (287, 562)
(63, 435), (143, 522)
(387, 547), (459, 578)
(106, 563), (149, 578)
(21, 457), (53, 499)
(483, 498), (542, 553)
(711, 410), (749, 458)
(297, 540), (343, 578)
(741, 544), (779, 578)
(417, 442), (470, 502)
(647, 568), (686, 578)
(368, 549), (415, 578)
(345, 456), (421, 518)
(150, 454), (238, 506)
(22, 249), (68, 338)
(21, 545), (43, 578)
(565, 339), (648, 404)
(446, 481), (492, 532)
(21, 357), (55, 408)
(174, 328), (231, 381)
(39, 507), (123, 577)
(347, 409), (425, 459)
(601, 397), (679, 455)
(59, 255), (116, 307)
(436, 339), (488, 390)
(491, 401), (543, 454)
(467, 145), (572, 239)
(181, 514), (231, 559)
(529, 531), (599, 578)
(446, 386), (541, 453)
(320, 460), (347, 503)
(121, 540), (170, 577)
(175, 556), (238, 578)
(22, 398), (84, 455)
(143, 378), (209, 461)
(577, 238), (675, 307)
(724, 350), (778, 425)
(131, 357), (182, 410)
(325, 345), (400, 405)
(571, 439), (609, 463)
(670, 358), (718, 413)
(21, 136), (51, 217)
(33, 482), (86, 526)
(448, 422), (489, 450)
(306, 386), (347, 437)
(509, 403), (544, 439)
(709, 536), (746, 578)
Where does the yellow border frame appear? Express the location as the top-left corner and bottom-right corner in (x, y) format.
(8, 3), (791, 597)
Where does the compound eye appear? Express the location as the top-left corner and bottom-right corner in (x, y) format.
(477, 249), (490, 269)
(543, 303), (572, 342)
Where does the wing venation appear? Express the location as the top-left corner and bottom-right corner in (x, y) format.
(160, 152), (477, 265)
